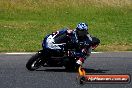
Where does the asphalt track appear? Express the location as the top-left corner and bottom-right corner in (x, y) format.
(0, 52), (132, 88)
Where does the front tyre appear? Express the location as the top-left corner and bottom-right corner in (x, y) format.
(26, 53), (43, 71)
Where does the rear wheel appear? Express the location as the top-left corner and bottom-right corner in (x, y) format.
(26, 53), (43, 71)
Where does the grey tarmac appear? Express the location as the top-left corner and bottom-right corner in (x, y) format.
(0, 52), (132, 88)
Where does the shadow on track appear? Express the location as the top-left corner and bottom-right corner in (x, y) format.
(37, 68), (69, 72)
(36, 68), (109, 73)
(84, 68), (109, 73)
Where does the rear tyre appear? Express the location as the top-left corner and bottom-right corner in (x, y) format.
(26, 53), (43, 71)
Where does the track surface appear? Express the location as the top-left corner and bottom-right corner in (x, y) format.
(0, 52), (132, 88)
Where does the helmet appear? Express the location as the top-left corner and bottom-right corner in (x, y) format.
(76, 23), (88, 31)
(76, 23), (88, 37)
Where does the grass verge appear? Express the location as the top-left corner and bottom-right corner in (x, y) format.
(0, 0), (132, 52)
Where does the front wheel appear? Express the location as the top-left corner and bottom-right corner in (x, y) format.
(26, 53), (43, 71)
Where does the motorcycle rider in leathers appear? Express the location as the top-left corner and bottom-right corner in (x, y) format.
(42, 23), (97, 69)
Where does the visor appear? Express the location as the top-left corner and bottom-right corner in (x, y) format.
(77, 30), (87, 36)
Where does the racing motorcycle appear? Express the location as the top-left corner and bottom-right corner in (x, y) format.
(26, 37), (100, 71)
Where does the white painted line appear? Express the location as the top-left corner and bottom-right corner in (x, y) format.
(5, 52), (36, 55)
(1, 52), (102, 55)
(91, 52), (103, 54)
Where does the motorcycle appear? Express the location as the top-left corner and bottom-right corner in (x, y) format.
(26, 37), (100, 71)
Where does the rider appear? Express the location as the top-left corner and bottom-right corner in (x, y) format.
(42, 23), (94, 68)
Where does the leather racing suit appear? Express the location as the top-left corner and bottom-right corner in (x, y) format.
(42, 28), (93, 66)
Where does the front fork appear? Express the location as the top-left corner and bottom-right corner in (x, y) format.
(37, 50), (47, 65)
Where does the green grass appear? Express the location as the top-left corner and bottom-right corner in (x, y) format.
(0, 0), (132, 52)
